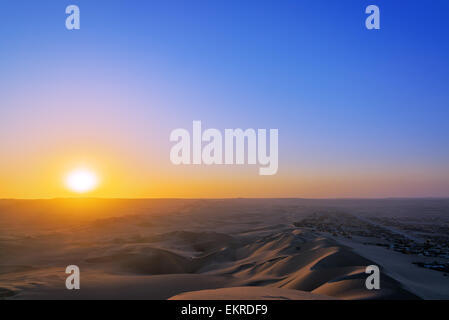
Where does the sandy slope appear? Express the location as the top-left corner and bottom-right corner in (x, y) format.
(170, 286), (337, 300)
(332, 237), (449, 299)
(7, 271), (228, 300)
(0, 199), (441, 299)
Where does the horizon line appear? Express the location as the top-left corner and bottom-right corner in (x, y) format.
(1, 196), (449, 201)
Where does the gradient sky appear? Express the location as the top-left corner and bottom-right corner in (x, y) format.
(0, 0), (448, 198)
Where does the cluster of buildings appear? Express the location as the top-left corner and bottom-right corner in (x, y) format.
(294, 212), (449, 261)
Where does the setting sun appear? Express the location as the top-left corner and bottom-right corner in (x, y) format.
(65, 168), (99, 193)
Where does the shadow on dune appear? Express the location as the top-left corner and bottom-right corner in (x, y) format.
(81, 228), (418, 299)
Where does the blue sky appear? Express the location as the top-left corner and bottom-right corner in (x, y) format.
(0, 0), (448, 197)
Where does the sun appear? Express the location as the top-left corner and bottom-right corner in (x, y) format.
(65, 168), (99, 193)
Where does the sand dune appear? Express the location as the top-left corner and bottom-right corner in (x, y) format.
(196, 231), (418, 299)
(1, 199), (445, 299)
(85, 248), (193, 275)
(5, 271), (228, 300)
(170, 286), (337, 300)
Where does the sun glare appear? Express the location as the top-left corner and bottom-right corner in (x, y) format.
(65, 168), (99, 193)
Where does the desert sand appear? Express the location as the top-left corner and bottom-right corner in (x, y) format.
(1, 198), (448, 299)
(170, 286), (336, 300)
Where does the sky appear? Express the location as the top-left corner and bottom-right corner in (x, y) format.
(0, 0), (448, 198)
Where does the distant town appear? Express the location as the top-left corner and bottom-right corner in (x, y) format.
(294, 212), (449, 274)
